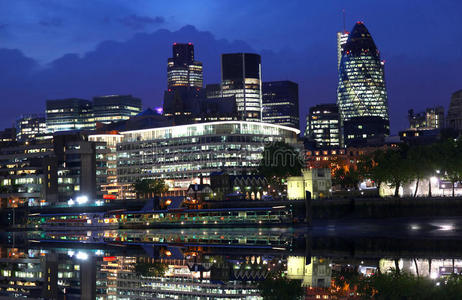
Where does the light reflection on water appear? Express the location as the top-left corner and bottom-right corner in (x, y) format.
(1, 222), (462, 299)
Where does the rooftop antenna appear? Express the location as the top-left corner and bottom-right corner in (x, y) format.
(342, 9), (346, 32)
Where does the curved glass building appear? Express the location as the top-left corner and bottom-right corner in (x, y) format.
(337, 22), (389, 123)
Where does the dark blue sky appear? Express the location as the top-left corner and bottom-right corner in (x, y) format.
(0, 0), (461, 133)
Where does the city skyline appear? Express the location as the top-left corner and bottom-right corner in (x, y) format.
(0, 1), (461, 134)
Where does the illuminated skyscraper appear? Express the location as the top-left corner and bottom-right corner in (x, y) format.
(305, 104), (341, 148)
(337, 31), (349, 69)
(221, 53), (262, 121)
(337, 22), (390, 146)
(167, 43), (203, 89)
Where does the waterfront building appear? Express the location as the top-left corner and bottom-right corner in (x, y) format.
(305, 104), (341, 148)
(92, 95), (142, 125)
(210, 172), (269, 200)
(408, 106), (445, 130)
(46, 98), (93, 133)
(167, 43), (203, 89)
(15, 114), (48, 142)
(447, 89), (462, 131)
(116, 121), (300, 195)
(0, 133), (103, 206)
(262, 81), (300, 129)
(287, 169), (332, 200)
(337, 22), (390, 145)
(287, 256), (332, 287)
(221, 53), (262, 121)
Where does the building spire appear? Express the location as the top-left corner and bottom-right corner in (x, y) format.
(342, 9), (346, 32)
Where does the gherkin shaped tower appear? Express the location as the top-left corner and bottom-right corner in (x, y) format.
(337, 22), (389, 123)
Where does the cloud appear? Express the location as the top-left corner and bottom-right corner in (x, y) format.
(118, 15), (164, 30)
(0, 25), (459, 134)
(39, 18), (63, 27)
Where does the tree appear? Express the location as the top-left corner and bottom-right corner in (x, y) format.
(439, 140), (462, 197)
(408, 145), (438, 197)
(333, 167), (360, 190)
(258, 142), (303, 195)
(132, 178), (169, 199)
(258, 277), (304, 300)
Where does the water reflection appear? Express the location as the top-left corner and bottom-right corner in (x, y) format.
(1, 226), (462, 299)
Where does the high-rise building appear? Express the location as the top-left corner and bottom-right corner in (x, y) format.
(15, 114), (48, 142)
(262, 81), (300, 129)
(408, 106), (445, 130)
(92, 95), (142, 125)
(305, 104), (341, 148)
(336, 31), (349, 69)
(221, 53), (262, 121)
(167, 43), (203, 89)
(337, 22), (390, 146)
(46, 98), (93, 133)
(447, 90), (462, 130)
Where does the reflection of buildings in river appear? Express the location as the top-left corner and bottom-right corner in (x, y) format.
(287, 256), (332, 288)
(98, 254), (263, 299)
(379, 258), (462, 279)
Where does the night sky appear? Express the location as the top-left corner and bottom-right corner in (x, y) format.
(1, 0), (461, 133)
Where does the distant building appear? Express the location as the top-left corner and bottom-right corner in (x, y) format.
(305, 104), (341, 148)
(210, 173), (268, 200)
(15, 114), (48, 142)
(93, 95), (142, 125)
(343, 116), (389, 147)
(0, 127), (16, 145)
(336, 31), (349, 69)
(167, 43), (203, 89)
(337, 22), (390, 144)
(206, 83), (221, 98)
(221, 53), (262, 121)
(408, 106), (444, 130)
(262, 81), (300, 129)
(447, 90), (462, 131)
(46, 98), (93, 133)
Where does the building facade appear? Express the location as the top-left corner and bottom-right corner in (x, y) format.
(447, 89), (462, 131)
(262, 81), (300, 129)
(167, 43), (203, 89)
(116, 121), (300, 194)
(15, 114), (48, 142)
(305, 104), (341, 148)
(221, 53), (262, 121)
(337, 22), (390, 145)
(336, 31), (349, 69)
(46, 98), (93, 133)
(408, 106), (445, 130)
(92, 95), (142, 125)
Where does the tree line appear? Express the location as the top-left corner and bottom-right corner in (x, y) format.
(334, 138), (462, 197)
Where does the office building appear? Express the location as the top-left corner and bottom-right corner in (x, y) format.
(305, 104), (341, 148)
(117, 121), (300, 194)
(262, 81), (300, 129)
(344, 116), (389, 147)
(337, 22), (390, 146)
(337, 31), (349, 69)
(408, 106), (445, 130)
(15, 114), (48, 142)
(447, 90), (462, 130)
(221, 53), (262, 121)
(167, 43), (203, 89)
(92, 95), (142, 125)
(46, 98), (93, 133)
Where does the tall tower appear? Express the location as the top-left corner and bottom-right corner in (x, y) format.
(336, 32), (349, 69)
(167, 43), (203, 89)
(221, 53), (262, 121)
(337, 22), (390, 146)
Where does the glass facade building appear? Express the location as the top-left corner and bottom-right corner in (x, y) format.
(221, 53), (262, 122)
(336, 31), (349, 69)
(92, 95), (142, 124)
(305, 104), (341, 148)
(262, 81), (300, 129)
(337, 22), (389, 123)
(117, 121), (300, 190)
(46, 98), (93, 133)
(167, 43), (203, 89)
(15, 114), (48, 142)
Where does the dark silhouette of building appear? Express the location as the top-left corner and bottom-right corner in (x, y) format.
(343, 116), (389, 147)
(305, 104), (341, 148)
(262, 81), (299, 129)
(221, 53), (262, 121)
(447, 90), (462, 131)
